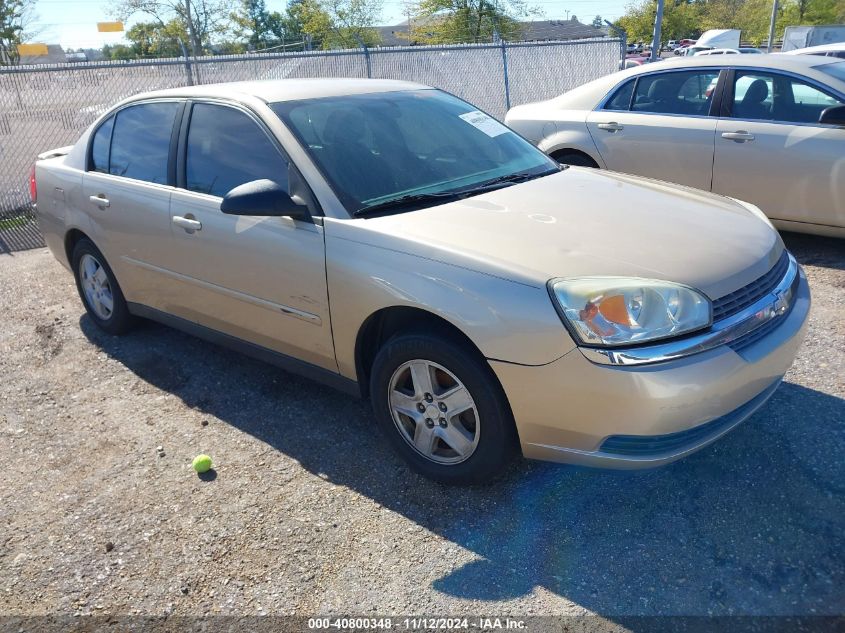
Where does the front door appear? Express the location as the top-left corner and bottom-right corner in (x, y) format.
(712, 69), (845, 231)
(163, 101), (336, 371)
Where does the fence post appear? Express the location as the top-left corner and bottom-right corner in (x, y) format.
(355, 37), (372, 78)
(605, 21), (627, 69)
(179, 39), (194, 86)
(500, 40), (511, 113)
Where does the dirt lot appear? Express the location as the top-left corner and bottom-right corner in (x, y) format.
(0, 233), (843, 628)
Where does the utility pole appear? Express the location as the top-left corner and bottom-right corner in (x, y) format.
(184, 0), (201, 58)
(184, 0), (201, 82)
(767, 0), (779, 52)
(650, 0), (664, 62)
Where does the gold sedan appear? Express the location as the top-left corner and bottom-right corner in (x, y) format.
(34, 79), (810, 483)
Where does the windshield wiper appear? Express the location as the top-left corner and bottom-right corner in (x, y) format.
(455, 168), (559, 195)
(353, 191), (465, 217)
(352, 168), (560, 218)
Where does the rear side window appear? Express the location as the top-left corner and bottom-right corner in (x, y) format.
(604, 80), (635, 111)
(109, 102), (179, 184)
(185, 103), (288, 198)
(90, 115), (114, 173)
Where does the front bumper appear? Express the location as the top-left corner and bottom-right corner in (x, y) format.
(491, 263), (810, 469)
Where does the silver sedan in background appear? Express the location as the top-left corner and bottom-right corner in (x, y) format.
(505, 55), (845, 237)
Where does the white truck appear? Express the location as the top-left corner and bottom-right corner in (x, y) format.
(782, 25), (845, 51)
(684, 29), (741, 55)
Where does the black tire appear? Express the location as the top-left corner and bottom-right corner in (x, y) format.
(71, 238), (134, 335)
(369, 332), (518, 485)
(553, 152), (599, 168)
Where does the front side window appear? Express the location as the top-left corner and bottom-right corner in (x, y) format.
(90, 115), (114, 173)
(185, 103), (289, 197)
(730, 71), (844, 123)
(109, 102), (179, 184)
(271, 90), (557, 215)
(631, 70), (720, 116)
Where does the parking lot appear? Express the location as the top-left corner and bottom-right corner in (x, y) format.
(0, 231), (842, 625)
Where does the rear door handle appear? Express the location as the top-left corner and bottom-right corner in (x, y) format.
(89, 194), (110, 208)
(722, 131), (755, 142)
(597, 122), (624, 132)
(172, 216), (202, 232)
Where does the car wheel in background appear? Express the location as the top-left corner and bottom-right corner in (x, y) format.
(71, 238), (134, 335)
(369, 332), (518, 484)
(552, 151), (599, 168)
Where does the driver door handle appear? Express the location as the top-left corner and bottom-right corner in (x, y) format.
(597, 122), (624, 132)
(172, 216), (202, 232)
(722, 131), (755, 142)
(89, 194), (110, 208)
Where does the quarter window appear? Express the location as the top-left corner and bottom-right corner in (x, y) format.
(604, 80), (635, 111)
(729, 71), (844, 123)
(109, 102), (179, 184)
(90, 115), (114, 173)
(185, 103), (288, 198)
(631, 70), (720, 116)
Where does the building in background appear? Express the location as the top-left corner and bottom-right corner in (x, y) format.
(377, 18), (606, 47)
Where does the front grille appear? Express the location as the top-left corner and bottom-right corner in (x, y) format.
(599, 381), (781, 457)
(712, 251), (790, 322)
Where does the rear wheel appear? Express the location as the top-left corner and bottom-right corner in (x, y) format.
(369, 332), (517, 484)
(71, 238), (134, 335)
(552, 151), (599, 168)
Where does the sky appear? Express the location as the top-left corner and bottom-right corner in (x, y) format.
(30, 0), (632, 50)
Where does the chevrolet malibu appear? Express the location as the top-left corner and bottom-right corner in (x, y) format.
(505, 55), (845, 237)
(33, 79), (810, 484)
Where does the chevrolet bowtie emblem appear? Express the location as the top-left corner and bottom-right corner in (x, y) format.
(772, 290), (789, 316)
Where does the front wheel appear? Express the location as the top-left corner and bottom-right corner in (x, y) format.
(369, 333), (518, 484)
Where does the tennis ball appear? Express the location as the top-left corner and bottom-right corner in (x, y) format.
(192, 454), (212, 473)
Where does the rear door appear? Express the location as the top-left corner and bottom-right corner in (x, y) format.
(162, 100), (336, 371)
(81, 100), (183, 308)
(712, 69), (845, 229)
(586, 68), (722, 191)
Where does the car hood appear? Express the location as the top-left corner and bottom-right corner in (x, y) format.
(346, 168), (783, 301)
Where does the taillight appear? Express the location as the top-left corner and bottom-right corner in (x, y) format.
(29, 164), (37, 204)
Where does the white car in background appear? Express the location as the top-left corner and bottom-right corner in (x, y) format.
(782, 43), (845, 59)
(505, 55), (845, 237)
(695, 48), (764, 56)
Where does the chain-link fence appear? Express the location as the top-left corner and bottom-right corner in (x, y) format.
(0, 38), (620, 252)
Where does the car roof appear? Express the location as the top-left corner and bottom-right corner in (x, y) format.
(126, 78), (430, 104)
(541, 53), (844, 111)
(783, 43), (845, 54)
(629, 52), (841, 74)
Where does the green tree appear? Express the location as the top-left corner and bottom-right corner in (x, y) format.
(408, 0), (532, 44)
(112, 0), (230, 55)
(231, 0), (271, 48)
(0, 0), (37, 65)
(591, 14), (604, 29)
(125, 19), (187, 57)
(103, 43), (135, 60)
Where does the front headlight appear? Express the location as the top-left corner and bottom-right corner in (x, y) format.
(549, 278), (712, 347)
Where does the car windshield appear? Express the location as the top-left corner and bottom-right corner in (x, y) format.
(271, 90), (557, 216)
(816, 61), (845, 83)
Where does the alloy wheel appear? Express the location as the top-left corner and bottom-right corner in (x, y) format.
(387, 359), (480, 464)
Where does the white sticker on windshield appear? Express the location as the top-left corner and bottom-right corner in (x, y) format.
(459, 110), (509, 137)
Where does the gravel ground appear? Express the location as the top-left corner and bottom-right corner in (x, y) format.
(0, 233), (843, 628)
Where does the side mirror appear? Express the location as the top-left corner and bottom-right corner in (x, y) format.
(221, 179), (310, 220)
(819, 104), (845, 126)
